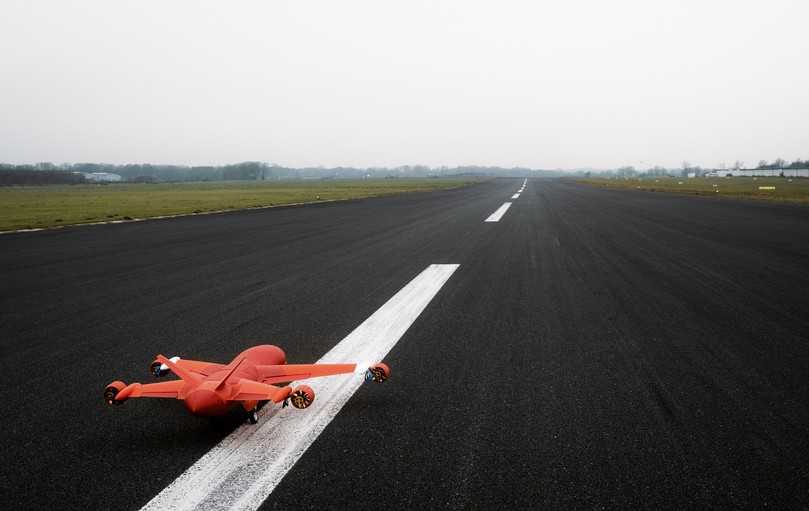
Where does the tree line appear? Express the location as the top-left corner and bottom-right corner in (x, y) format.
(3, 158), (806, 185)
(0, 167), (87, 185)
(0, 162), (564, 185)
(754, 158), (809, 170)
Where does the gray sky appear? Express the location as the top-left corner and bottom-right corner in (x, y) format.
(1, 0), (807, 169)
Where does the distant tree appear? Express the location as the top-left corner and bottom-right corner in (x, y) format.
(733, 160), (744, 170)
(757, 160), (769, 169)
(616, 166), (637, 178)
(223, 162), (267, 180)
(774, 157), (787, 169)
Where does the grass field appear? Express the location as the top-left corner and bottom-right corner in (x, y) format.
(578, 176), (809, 204)
(0, 178), (480, 232)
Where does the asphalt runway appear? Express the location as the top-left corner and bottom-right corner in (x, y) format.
(1, 178), (808, 509)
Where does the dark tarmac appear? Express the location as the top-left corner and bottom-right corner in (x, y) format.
(1, 178), (808, 509)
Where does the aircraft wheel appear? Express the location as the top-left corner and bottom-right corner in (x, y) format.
(247, 409), (259, 425)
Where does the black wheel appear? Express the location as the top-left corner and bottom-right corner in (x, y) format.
(246, 409), (258, 425)
(149, 361), (162, 377)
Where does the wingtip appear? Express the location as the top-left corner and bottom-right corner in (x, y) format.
(116, 382), (140, 401)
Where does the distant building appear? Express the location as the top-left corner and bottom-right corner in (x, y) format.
(703, 169), (809, 178)
(83, 172), (122, 182)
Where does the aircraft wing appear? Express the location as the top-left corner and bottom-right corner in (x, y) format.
(232, 380), (291, 403)
(255, 363), (357, 385)
(173, 358), (226, 376)
(152, 356), (226, 377)
(115, 380), (187, 401)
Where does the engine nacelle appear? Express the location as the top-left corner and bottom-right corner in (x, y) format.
(289, 385), (315, 409)
(104, 381), (127, 405)
(150, 356), (180, 377)
(365, 363), (390, 383)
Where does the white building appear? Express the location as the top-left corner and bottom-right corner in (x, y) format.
(704, 169), (809, 178)
(83, 172), (123, 182)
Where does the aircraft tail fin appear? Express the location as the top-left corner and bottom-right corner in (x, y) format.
(215, 357), (246, 391)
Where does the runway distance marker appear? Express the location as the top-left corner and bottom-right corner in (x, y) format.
(140, 263), (460, 511)
(485, 202), (513, 222)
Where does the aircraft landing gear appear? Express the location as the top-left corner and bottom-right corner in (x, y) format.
(246, 408), (259, 425)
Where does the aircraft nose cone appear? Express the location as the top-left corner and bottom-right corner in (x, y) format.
(184, 389), (224, 416)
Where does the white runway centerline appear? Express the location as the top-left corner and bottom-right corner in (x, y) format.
(485, 202), (512, 222)
(511, 193), (520, 199)
(141, 264), (459, 511)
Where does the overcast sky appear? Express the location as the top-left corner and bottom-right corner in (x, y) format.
(1, 1), (807, 169)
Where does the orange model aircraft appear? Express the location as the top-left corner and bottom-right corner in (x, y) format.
(104, 344), (389, 424)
